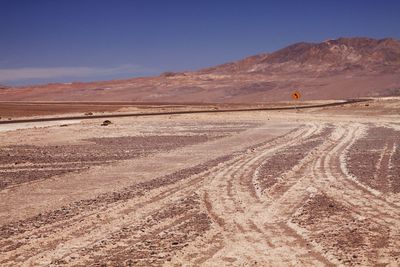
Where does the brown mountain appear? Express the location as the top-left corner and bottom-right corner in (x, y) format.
(1, 37), (400, 102)
(202, 37), (400, 74)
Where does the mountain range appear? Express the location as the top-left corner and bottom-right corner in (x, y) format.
(1, 37), (400, 102)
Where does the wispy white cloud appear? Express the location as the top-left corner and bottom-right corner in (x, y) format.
(0, 65), (157, 83)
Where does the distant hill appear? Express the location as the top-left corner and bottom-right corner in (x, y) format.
(1, 37), (400, 102)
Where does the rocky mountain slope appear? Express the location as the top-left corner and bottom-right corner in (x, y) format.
(203, 37), (400, 74)
(1, 37), (400, 102)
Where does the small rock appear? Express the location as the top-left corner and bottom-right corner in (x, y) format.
(101, 120), (112, 126)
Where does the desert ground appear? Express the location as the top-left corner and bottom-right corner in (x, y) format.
(0, 98), (399, 266)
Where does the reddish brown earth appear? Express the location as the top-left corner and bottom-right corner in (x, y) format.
(0, 102), (125, 118)
(0, 98), (399, 266)
(1, 37), (399, 103)
(0, 101), (311, 119)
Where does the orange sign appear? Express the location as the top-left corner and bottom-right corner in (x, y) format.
(291, 91), (301, 100)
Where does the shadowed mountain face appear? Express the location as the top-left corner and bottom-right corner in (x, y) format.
(2, 37), (400, 102)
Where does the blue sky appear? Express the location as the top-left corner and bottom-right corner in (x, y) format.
(1, 0), (399, 85)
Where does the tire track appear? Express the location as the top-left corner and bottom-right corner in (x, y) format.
(346, 125), (400, 194)
(3, 119), (398, 266)
(165, 124), (320, 265)
(180, 123), (335, 265)
(45, 125), (311, 266)
(0, 126), (304, 266)
(290, 123), (400, 265)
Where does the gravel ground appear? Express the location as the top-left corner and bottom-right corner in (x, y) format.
(346, 126), (400, 193)
(0, 100), (399, 266)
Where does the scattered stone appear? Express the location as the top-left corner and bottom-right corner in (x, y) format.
(101, 120), (112, 126)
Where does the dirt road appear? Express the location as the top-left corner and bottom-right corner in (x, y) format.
(0, 99), (399, 266)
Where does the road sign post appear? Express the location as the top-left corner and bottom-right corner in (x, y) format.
(291, 91), (301, 110)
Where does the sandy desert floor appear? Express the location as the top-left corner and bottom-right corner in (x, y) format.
(0, 98), (399, 266)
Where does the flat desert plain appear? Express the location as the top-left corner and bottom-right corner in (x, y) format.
(0, 98), (399, 266)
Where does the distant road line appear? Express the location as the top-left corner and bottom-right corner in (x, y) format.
(0, 99), (369, 125)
